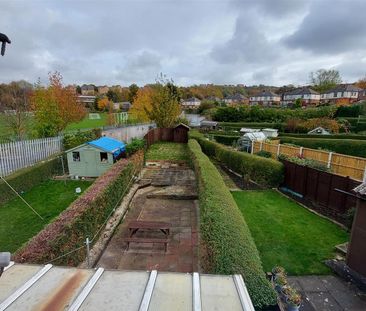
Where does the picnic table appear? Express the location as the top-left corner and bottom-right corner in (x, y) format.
(125, 220), (172, 252)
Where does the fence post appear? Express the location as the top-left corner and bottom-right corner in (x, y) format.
(260, 141), (263, 151)
(85, 237), (91, 268)
(299, 147), (303, 157)
(277, 144), (281, 158)
(363, 166), (366, 183)
(327, 152), (333, 169)
(251, 141), (254, 154)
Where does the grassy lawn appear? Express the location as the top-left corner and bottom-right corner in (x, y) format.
(0, 179), (92, 253)
(232, 190), (349, 275)
(65, 113), (108, 131)
(146, 142), (190, 162)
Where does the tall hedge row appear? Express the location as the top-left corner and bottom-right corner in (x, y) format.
(191, 132), (283, 187)
(188, 139), (277, 309)
(0, 156), (65, 205)
(14, 151), (144, 265)
(279, 133), (366, 140)
(212, 134), (240, 146)
(280, 137), (366, 158)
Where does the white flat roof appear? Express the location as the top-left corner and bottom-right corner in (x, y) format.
(0, 263), (254, 311)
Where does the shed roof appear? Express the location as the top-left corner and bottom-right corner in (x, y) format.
(87, 137), (126, 154)
(0, 263), (255, 311)
(242, 132), (266, 141)
(200, 120), (218, 126)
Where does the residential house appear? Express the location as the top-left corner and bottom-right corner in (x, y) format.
(321, 84), (363, 105)
(98, 85), (109, 95)
(78, 95), (96, 109)
(81, 84), (96, 96)
(223, 94), (249, 106)
(113, 101), (131, 112)
(358, 89), (366, 102)
(181, 97), (201, 109)
(282, 87), (320, 107)
(249, 90), (281, 107)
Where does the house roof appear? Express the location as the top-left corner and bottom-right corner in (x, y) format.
(200, 120), (218, 126)
(175, 123), (190, 129)
(322, 84), (363, 94)
(284, 87), (319, 96)
(87, 137), (126, 155)
(252, 90), (279, 98)
(308, 126), (331, 134)
(0, 263), (254, 311)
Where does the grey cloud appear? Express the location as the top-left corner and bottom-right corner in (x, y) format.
(284, 0), (366, 53)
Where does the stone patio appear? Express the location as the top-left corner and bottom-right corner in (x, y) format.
(97, 164), (199, 273)
(288, 275), (366, 311)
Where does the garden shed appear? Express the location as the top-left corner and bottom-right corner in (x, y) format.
(66, 137), (126, 177)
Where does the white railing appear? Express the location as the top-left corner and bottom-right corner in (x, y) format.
(0, 136), (63, 177)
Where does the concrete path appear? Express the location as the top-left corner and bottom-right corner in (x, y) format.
(288, 275), (366, 311)
(97, 163), (199, 273)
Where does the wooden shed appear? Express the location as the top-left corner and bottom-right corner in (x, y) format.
(66, 137), (126, 177)
(173, 123), (190, 143)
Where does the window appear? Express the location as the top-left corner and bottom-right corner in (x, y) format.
(72, 152), (80, 162)
(100, 152), (108, 162)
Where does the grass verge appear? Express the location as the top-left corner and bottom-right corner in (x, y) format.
(233, 190), (349, 275)
(0, 180), (92, 253)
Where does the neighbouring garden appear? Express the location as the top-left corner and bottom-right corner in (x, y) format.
(232, 190), (349, 275)
(0, 179), (92, 253)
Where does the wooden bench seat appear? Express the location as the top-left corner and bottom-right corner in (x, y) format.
(124, 237), (169, 252)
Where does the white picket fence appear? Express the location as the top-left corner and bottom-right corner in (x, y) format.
(0, 136), (63, 177)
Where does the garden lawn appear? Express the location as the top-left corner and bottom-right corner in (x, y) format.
(0, 179), (92, 253)
(232, 190), (349, 275)
(146, 142), (189, 162)
(65, 113), (108, 131)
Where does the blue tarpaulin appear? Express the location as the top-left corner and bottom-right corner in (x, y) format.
(87, 137), (126, 158)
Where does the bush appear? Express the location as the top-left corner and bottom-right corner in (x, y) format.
(190, 131), (283, 187)
(188, 139), (277, 309)
(220, 121), (285, 131)
(63, 129), (101, 150)
(280, 137), (366, 158)
(212, 134), (239, 146)
(278, 154), (330, 172)
(0, 156), (65, 205)
(126, 138), (145, 156)
(255, 150), (273, 158)
(14, 151), (144, 265)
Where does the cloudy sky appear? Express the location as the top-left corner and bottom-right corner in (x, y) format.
(1, 0), (365, 86)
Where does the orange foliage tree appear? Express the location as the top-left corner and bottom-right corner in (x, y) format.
(97, 97), (112, 111)
(356, 76), (366, 90)
(129, 87), (156, 122)
(32, 72), (86, 137)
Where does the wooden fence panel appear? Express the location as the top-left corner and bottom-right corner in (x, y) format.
(0, 136), (63, 177)
(253, 141), (366, 181)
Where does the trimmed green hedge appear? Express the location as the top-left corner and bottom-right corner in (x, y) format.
(280, 137), (366, 158)
(63, 129), (101, 150)
(188, 139), (277, 309)
(14, 151), (144, 265)
(279, 133), (366, 140)
(191, 132), (283, 187)
(220, 121), (285, 131)
(212, 134), (240, 146)
(0, 156), (65, 205)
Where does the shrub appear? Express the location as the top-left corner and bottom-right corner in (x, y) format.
(14, 151), (144, 265)
(126, 138), (145, 156)
(0, 156), (65, 205)
(212, 134), (239, 146)
(63, 129), (101, 150)
(188, 139), (277, 309)
(280, 137), (366, 158)
(255, 150), (273, 158)
(190, 131), (284, 187)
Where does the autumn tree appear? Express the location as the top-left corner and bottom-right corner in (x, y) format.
(128, 83), (139, 103)
(32, 72), (86, 137)
(1, 81), (33, 138)
(356, 76), (366, 89)
(129, 87), (156, 122)
(97, 97), (113, 111)
(310, 69), (342, 92)
(147, 77), (181, 128)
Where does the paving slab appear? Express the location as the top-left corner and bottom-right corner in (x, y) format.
(97, 166), (199, 273)
(288, 275), (366, 311)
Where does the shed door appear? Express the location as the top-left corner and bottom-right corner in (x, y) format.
(84, 150), (97, 177)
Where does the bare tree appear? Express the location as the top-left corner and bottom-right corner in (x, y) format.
(309, 69), (342, 92)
